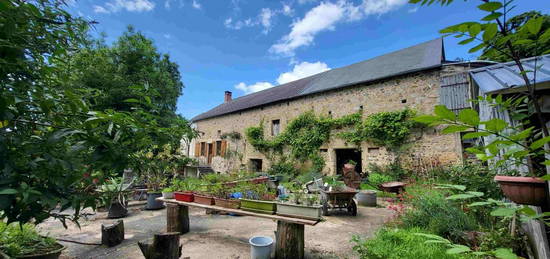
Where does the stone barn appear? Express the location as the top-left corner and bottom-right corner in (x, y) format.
(187, 38), (492, 175)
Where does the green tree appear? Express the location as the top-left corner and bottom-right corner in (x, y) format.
(0, 0), (194, 226)
(479, 11), (550, 62)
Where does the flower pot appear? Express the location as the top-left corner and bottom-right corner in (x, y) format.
(214, 197), (241, 209)
(494, 176), (547, 206)
(16, 242), (65, 259)
(240, 199), (276, 214)
(146, 192), (165, 210)
(276, 203), (322, 220)
(162, 191), (174, 199)
(343, 163), (356, 173)
(107, 201), (128, 219)
(194, 194), (215, 205)
(174, 191), (194, 202)
(356, 190), (377, 207)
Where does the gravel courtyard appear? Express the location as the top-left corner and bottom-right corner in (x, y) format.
(37, 203), (393, 259)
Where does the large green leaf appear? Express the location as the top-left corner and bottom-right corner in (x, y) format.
(434, 105), (455, 120)
(477, 1), (502, 12)
(446, 245), (471, 254)
(530, 136), (550, 150)
(526, 17), (544, 35)
(484, 118), (507, 132)
(493, 248), (518, 259)
(462, 131), (490, 139)
(442, 125), (470, 134)
(491, 207), (517, 217)
(458, 109), (479, 126)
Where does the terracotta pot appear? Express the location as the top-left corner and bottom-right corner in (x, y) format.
(249, 176), (269, 184)
(214, 197), (240, 209)
(494, 176), (547, 206)
(343, 163), (356, 171)
(174, 191), (194, 202)
(194, 194), (215, 205)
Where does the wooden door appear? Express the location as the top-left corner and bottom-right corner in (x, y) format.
(207, 143), (213, 164)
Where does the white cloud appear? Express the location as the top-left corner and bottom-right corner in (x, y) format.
(270, 0), (407, 56)
(235, 82), (275, 94)
(408, 7), (418, 13)
(163, 34), (172, 39)
(259, 8), (274, 33)
(298, 0), (318, 4)
(93, 0), (155, 14)
(277, 61), (330, 84)
(282, 4), (294, 16)
(235, 61), (330, 94)
(192, 0), (201, 9)
(270, 2), (344, 56)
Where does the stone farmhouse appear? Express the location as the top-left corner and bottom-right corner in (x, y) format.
(187, 38), (493, 175)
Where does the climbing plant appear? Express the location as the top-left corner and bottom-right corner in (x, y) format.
(245, 109), (418, 173)
(339, 109), (417, 150)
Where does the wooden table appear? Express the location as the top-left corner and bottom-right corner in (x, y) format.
(158, 198), (320, 259)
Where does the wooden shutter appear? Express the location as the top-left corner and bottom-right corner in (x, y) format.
(194, 142), (201, 157)
(221, 140), (227, 157)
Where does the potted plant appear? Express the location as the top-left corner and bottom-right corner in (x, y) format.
(162, 186), (174, 199)
(212, 183), (241, 209)
(344, 159), (357, 172)
(0, 222), (65, 259)
(133, 144), (193, 210)
(240, 183), (277, 214)
(173, 178), (200, 202)
(325, 175), (347, 192)
(494, 175), (546, 206)
(277, 184), (322, 220)
(99, 177), (132, 219)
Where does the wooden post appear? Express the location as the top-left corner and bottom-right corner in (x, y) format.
(138, 232), (182, 259)
(101, 220), (124, 247)
(167, 203), (189, 234)
(275, 221), (304, 259)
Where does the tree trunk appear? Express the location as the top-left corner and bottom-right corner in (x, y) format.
(166, 204), (189, 234)
(275, 221), (304, 259)
(138, 232), (182, 259)
(101, 220), (124, 247)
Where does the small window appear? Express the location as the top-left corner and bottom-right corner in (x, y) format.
(271, 119), (281, 136)
(359, 105), (363, 110)
(217, 130), (221, 136)
(250, 159), (263, 172)
(216, 140), (222, 156)
(200, 142), (206, 156)
(328, 111), (332, 115)
(320, 149), (328, 152)
(401, 99), (407, 104)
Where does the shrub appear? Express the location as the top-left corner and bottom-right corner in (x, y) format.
(352, 227), (467, 259)
(368, 173), (394, 187)
(0, 222), (59, 257)
(367, 162), (407, 180)
(443, 164), (503, 200)
(400, 189), (476, 242)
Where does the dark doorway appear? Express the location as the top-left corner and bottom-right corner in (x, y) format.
(335, 149), (362, 175)
(250, 159), (263, 172)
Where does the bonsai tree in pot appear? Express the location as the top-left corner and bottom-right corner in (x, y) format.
(133, 144), (194, 210)
(0, 222), (65, 259)
(99, 177), (132, 218)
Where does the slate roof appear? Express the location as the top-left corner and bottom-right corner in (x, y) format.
(470, 55), (550, 94)
(192, 38), (445, 122)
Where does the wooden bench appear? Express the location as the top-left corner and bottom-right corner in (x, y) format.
(158, 198), (320, 259)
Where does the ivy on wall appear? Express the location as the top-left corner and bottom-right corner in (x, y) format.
(245, 109), (418, 172)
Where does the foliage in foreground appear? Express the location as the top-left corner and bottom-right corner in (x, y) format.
(400, 188), (476, 243)
(0, 222), (59, 257)
(352, 227), (468, 259)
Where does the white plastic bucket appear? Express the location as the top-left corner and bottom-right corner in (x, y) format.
(249, 236), (273, 259)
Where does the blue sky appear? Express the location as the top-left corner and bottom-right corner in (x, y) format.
(68, 0), (549, 119)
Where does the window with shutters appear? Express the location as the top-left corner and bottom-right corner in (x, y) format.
(271, 119), (280, 136)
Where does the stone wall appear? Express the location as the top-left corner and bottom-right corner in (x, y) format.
(191, 66), (467, 175)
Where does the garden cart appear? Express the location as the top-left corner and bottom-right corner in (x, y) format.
(320, 187), (358, 216)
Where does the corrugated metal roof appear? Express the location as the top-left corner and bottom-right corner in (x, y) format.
(192, 38), (444, 122)
(470, 55), (550, 94)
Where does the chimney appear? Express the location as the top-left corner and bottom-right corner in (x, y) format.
(224, 91), (232, 103)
